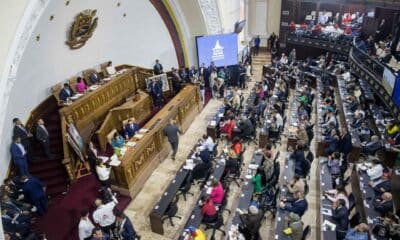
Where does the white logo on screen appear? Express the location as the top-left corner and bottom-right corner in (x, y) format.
(212, 40), (224, 61)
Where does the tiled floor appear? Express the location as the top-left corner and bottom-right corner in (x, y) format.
(124, 52), (321, 240)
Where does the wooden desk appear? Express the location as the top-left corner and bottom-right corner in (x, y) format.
(60, 69), (138, 180)
(110, 85), (202, 197)
(96, 91), (152, 151)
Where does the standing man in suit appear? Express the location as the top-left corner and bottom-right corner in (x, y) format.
(254, 35), (261, 56)
(163, 119), (182, 160)
(21, 175), (48, 216)
(10, 136), (30, 176)
(153, 59), (163, 75)
(171, 68), (182, 95)
(36, 119), (54, 160)
(59, 83), (73, 102)
(198, 63), (207, 85)
(116, 211), (139, 240)
(332, 199), (349, 239)
(338, 127), (352, 171)
(13, 118), (33, 160)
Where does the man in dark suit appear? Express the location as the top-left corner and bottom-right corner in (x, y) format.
(338, 127), (352, 169)
(163, 119), (182, 160)
(89, 71), (101, 84)
(373, 192), (394, 216)
(198, 63), (207, 85)
(21, 175), (48, 216)
(153, 59), (163, 75)
(35, 118), (54, 159)
(13, 118), (33, 160)
(148, 78), (163, 107)
(116, 211), (139, 240)
(370, 173), (392, 195)
(59, 83), (73, 102)
(280, 191), (308, 217)
(171, 68), (182, 95)
(332, 199), (349, 239)
(238, 117), (254, 139)
(10, 136), (30, 176)
(124, 118), (139, 140)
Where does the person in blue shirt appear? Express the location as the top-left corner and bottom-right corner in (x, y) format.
(111, 132), (125, 149)
(10, 136), (30, 176)
(344, 223), (369, 240)
(21, 175), (48, 215)
(254, 35), (261, 56)
(91, 227), (110, 240)
(124, 118), (139, 140)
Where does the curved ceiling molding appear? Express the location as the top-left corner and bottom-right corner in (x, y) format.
(198, 0), (223, 34)
(149, 0), (188, 67)
(0, 0), (49, 144)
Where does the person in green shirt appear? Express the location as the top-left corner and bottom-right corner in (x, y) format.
(298, 93), (308, 106)
(252, 167), (267, 193)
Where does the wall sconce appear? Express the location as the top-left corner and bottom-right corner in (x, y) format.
(117, 2), (121, 7)
(36, 35), (40, 41)
(123, 13), (126, 17)
(50, 15), (54, 21)
(65, 1), (70, 6)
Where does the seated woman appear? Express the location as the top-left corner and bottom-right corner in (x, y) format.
(200, 195), (218, 223)
(220, 116), (235, 140)
(252, 167), (267, 193)
(324, 184), (349, 208)
(231, 137), (242, 156)
(111, 132), (125, 149)
(75, 77), (87, 94)
(210, 179), (225, 205)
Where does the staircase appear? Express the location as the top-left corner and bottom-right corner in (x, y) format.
(252, 49), (272, 66)
(29, 99), (69, 196)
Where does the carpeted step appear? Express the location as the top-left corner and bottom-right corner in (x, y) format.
(29, 159), (64, 174)
(35, 168), (67, 182)
(46, 185), (68, 196)
(42, 176), (68, 189)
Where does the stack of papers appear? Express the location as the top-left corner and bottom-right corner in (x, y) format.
(125, 141), (136, 147)
(134, 134), (144, 139)
(110, 154), (121, 166)
(139, 128), (149, 133)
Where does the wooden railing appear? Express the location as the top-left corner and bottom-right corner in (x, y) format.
(111, 84), (202, 197)
(96, 91), (152, 151)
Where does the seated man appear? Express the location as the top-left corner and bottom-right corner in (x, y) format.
(369, 171), (391, 195)
(238, 117), (254, 139)
(124, 118), (139, 140)
(88, 71), (101, 84)
(59, 83), (73, 102)
(196, 146), (211, 165)
(344, 223), (369, 240)
(362, 135), (381, 155)
(201, 134), (215, 153)
(373, 192), (394, 216)
(238, 205), (264, 240)
(279, 191), (308, 217)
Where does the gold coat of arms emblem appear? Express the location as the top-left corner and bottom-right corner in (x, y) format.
(66, 9), (98, 49)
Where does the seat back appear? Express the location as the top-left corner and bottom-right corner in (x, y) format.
(107, 129), (117, 145)
(349, 212), (361, 228)
(348, 193), (356, 212)
(51, 83), (63, 104)
(67, 76), (80, 94)
(301, 225), (311, 240)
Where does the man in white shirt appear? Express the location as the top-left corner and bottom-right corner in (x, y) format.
(367, 159), (384, 181)
(201, 134), (215, 153)
(93, 192), (118, 237)
(274, 111), (283, 129)
(79, 208), (95, 240)
(96, 159), (112, 189)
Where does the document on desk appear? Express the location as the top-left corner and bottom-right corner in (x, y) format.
(321, 208), (332, 216)
(110, 154), (121, 166)
(125, 141), (136, 147)
(134, 134), (144, 139)
(210, 120), (217, 126)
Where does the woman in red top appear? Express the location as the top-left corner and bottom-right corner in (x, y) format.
(220, 116), (235, 140)
(201, 195), (217, 223)
(232, 137), (242, 155)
